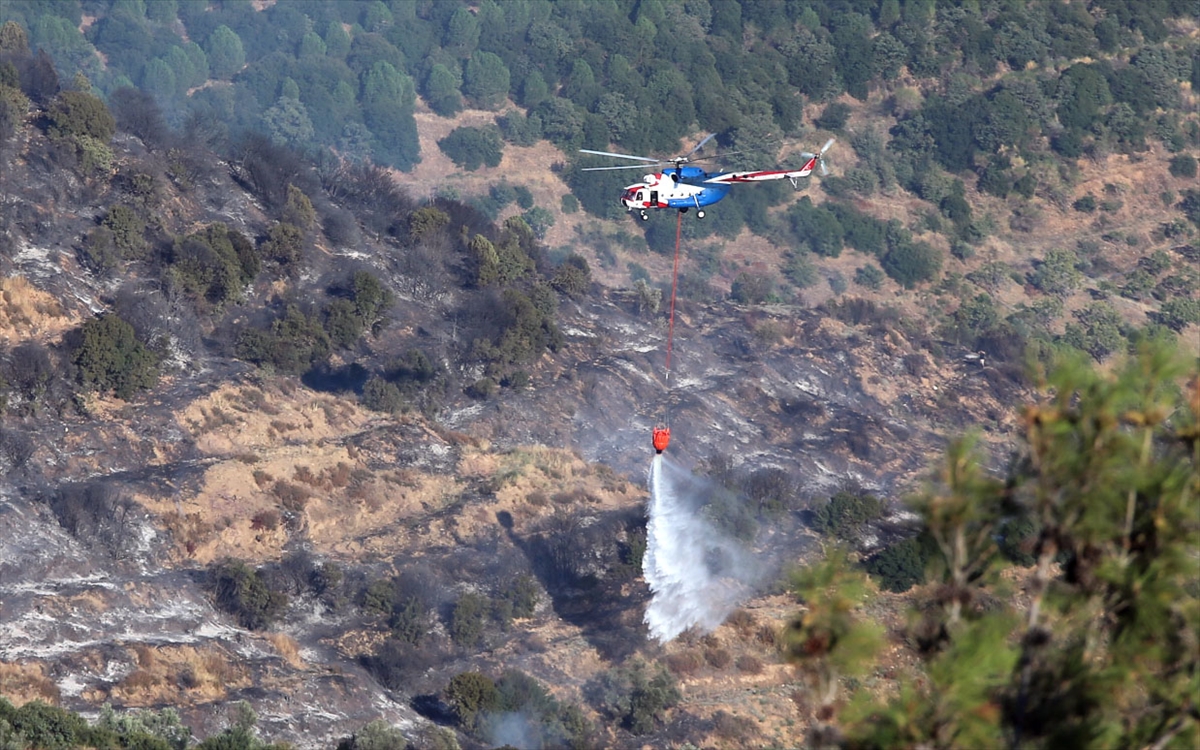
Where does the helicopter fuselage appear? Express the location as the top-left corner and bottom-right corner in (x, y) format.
(619, 158), (819, 217)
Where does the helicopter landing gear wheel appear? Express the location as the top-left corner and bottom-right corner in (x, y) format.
(696, 210), (706, 218)
(640, 211), (649, 221)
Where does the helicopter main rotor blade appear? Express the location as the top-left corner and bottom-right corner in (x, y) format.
(682, 133), (717, 159)
(581, 163), (666, 172)
(821, 137), (836, 154)
(578, 148), (660, 163)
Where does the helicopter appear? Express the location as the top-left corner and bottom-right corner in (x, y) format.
(580, 134), (835, 220)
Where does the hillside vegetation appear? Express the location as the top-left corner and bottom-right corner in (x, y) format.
(0, 1), (1197, 749)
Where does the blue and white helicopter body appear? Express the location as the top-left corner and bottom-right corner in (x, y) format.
(582, 135), (834, 220)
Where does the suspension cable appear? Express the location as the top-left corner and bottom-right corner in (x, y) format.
(664, 210), (683, 378)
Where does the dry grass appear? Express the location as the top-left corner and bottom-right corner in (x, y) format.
(0, 661), (61, 706)
(0, 275), (72, 344)
(265, 633), (304, 669)
(106, 644), (248, 707)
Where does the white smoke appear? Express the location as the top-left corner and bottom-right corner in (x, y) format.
(643, 454), (763, 643)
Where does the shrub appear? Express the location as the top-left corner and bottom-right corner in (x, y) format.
(336, 719), (408, 750)
(854, 264), (885, 290)
(730, 271), (776, 304)
(864, 535), (934, 592)
(210, 559), (288, 630)
(1168, 154), (1197, 178)
(814, 101), (852, 131)
(450, 592), (489, 648)
(445, 672), (499, 731)
(47, 90), (115, 143)
(437, 125), (503, 171)
(102, 205), (147, 257)
(882, 240), (941, 288)
(361, 376), (405, 414)
(235, 305), (331, 375)
(71, 315), (159, 399)
(1156, 298), (1200, 331)
(586, 662), (680, 736)
(551, 255), (591, 299)
(813, 491), (885, 538)
(261, 221), (304, 266)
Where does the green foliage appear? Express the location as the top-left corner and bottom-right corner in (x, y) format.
(864, 534), (934, 592)
(787, 197), (843, 257)
(450, 591), (489, 648)
(71, 314), (159, 399)
(813, 491), (886, 538)
(823, 344), (1200, 748)
(587, 662), (681, 736)
(261, 222), (303, 266)
(336, 720), (406, 750)
(169, 224), (258, 307)
(1027, 249), (1084, 300)
(782, 548), (885, 734)
(814, 101), (852, 131)
(881, 238), (942, 288)
(550, 254), (590, 299)
(1168, 153), (1197, 178)
(854, 264), (885, 290)
(210, 559), (287, 630)
(462, 51), (510, 110)
(1156, 297), (1200, 332)
(729, 271), (776, 304)
(1062, 301), (1127, 360)
(445, 672), (499, 731)
(361, 376), (403, 414)
(783, 250), (819, 288)
(47, 90), (114, 143)
(235, 305), (331, 375)
(101, 204), (147, 257)
(205, 25), (246, 80)
(96, 704), (191, 750)
(437, 125), (502, 171)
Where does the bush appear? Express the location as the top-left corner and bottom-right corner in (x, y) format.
(813, 491), (885, 538)
(71, 315), (159, 399)
(336, 719), (408, 750)
(1072, 194), (1097, 212)
(551, 254), (591, 299)
(864, 535), (935, 592)
(210, 559), (288, 630)
(814, 101), (852, 131)
(47, 90), (115, 143)
(1168, 154), (1197, 178)
(361, 376), (405, 414)
(586, 662), (681, 736)
(450, 592), (489, 648)
(445, 672), (499, 731)
(730, 271), (776, 304)
(854, 264), (885, 290)
(882, 240), (941, 288)
(437, 125), (503, 171)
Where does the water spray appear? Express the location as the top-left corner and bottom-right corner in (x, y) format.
(643, 454), (760, 643)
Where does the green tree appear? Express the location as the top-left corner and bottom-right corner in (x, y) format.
(815, 344), (1199, 749)
(261, 96), (314, 147)
(71, 315), (159, 399)
(424, 63), (463, 117)
(210, 560), (288, 630)
(0, 21), (30, 55)
(437, 125), (502, 171)
(1029, 248), (1082, 298)
(462, 51), (511, 110)
(445, 672), (499, 731)
(782, 548), (885, 737)
(47, 90), (115, 143)
(205, 25), (245, 80)
(336, 720), (406, 750)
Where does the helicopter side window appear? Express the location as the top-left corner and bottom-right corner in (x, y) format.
(636, 191), (645, 202)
